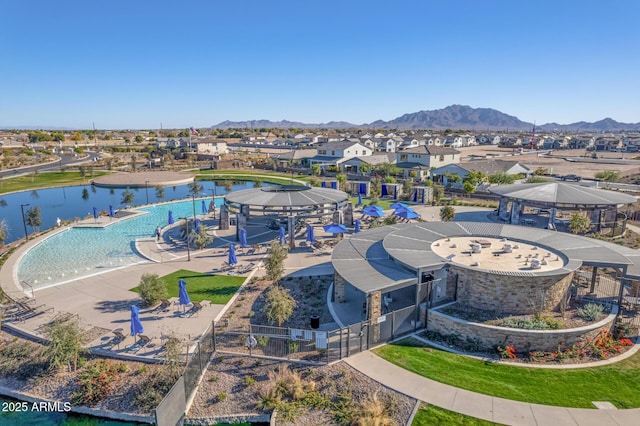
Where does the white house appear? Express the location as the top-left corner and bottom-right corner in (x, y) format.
(309, 141), (373, 167)
(193, 137), (228, 155)
(396, 145), (461, 179)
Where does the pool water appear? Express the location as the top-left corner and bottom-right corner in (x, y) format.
(17, 198), (221, 290)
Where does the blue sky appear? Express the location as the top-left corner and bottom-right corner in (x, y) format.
(1, 1), (638, 129)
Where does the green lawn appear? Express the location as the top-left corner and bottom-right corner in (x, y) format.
(412, 403), (503, 426)
(0, 171), (110, 194)
(374, 338), (640, 408)
(130, 270), (245, 305)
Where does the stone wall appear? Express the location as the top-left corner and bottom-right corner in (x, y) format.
(426, 304), (617, 352)
(451, 265), (574, 314)
(334, 272), (346, 303)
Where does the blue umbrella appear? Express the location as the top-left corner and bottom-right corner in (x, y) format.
(168, 210), (174, 225)
(194, 218), (201, 233)
(323, 223), (349, 234)
(306, 225), (316, 243)
(228, 244), (238, 266)
(130, 305), (144, 340)
(108, 204), (114, 218)
(279, 227), (287, 244)
(363, 206), (385, 217)
(201, 200), (207, 214)
(390, 202), (409, 209)
(178, 279), (191, 310)
(240, 228), (247, 247)
(357, 193), (363, 207)
(354, 219), (361, 233)
(394, 207), (420, 220)
(365, 204), (384, 212)
(92, 207), (98, 221)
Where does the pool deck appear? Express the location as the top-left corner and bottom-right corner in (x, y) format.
(91, 170), (195, 188)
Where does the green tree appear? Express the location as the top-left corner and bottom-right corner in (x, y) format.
(121, 187), (135, 206)
(443, 172), (461, 186)
(359, 163), (371, 175)
(465, 170), (485, 186)
(137, 273), (168, 307)
(27, 206), (42, 232)
(440, 205), (455, 222)
(265, 240), (288, 282)
(594, 170), (619, 182)
(432, 185), (444, 204)
(487, 172), (516, 184)
(193, 224), (213, 249)
(568, 212), (592, 234)
(178, 129), (189, 138)
(188, 181), (204, 196)
(534, 167), (548, 176)
(375, 162), (401, 177)
(311, 164), (320, 176)
(134, 135), (144, 143)
(262, 285), (296, 327)
(71, 132), (83, 141)
(463, 180), (476, 196)
(382, 215), (398, 225)
(42, 317), (86, 371)
(383, 176), (396, 183)
(130, 154), (137, 172)
(156, 186), (165, 199)
(336, 173), (347, 191)
(81, 188), (89, 200)
(105, 158), (113, 170)
(79, 165), (87, 180)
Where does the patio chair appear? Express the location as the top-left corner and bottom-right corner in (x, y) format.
(154, 299), (171, 312)
(189, 301), (204, 317)
(252, 244), (260, 253)
(112, 329), (126, 349)
(133, 334), (151, 353)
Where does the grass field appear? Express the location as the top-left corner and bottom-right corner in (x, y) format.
(0, 171), (110, 194)
(374, 338), (640, 408)
(412, 403), (503, 426)
(130, 269), (245, 305)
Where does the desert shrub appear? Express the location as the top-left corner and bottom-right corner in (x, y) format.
(132, 370), (176, 411)
(72, 359), (120, 406)
(576, 303), (607, 322)
(137, 273), (168, 307)
(496, 316), (561, 330)
(0, 340), (48, 380)
(41, 316), (87, 371)
(351, 392), (396, 426)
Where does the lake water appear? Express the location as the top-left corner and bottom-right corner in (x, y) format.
(0, 180), (257, 245)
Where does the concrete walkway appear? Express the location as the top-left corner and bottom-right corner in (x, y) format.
(346, 350), (640, 426)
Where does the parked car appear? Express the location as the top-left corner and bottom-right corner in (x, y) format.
(560, 174), (581, 182)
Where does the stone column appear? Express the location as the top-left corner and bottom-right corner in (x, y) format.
(369, 291), (381, 342)
(498, 198), (508, 220)
(333, 273), (346, 303)
(510, 200), (522, 224)
(548, 207), (556, 229)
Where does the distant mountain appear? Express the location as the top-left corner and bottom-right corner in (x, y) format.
(210, 105), (640, 131)
(0, 125), (77, 130)
(368, 105), (533, 130)
(210, 119), (358, 129)
(537, 118), (640, 132)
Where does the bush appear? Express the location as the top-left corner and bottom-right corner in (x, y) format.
(138, 273), (168, 307)
(132, 370), (176, 411)
(72, 360), (120, 406)
(41, 316), (87, 371)
(576, 303), (607, 322)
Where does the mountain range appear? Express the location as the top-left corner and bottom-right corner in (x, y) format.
(211, 105), (640, 132)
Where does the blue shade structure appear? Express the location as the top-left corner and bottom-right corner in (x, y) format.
(130, 305), (144, 340)
(279, 227), (286, 244)
(306, 225), (316, 243)
(354, 219), (361, 233)
(394, 207), (420, 220)
(178, 279), (191, 309)
(363, 205), (385, 217)
(239, 228), (247, 247)
(390, 202), (408, 209)
(323, 223), (349, 234)
(228, 244), (238, 266)
(168, 210), (174, 225)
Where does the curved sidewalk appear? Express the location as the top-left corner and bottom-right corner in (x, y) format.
(345, 351), (640, 426)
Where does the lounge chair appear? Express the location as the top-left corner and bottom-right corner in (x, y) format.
(132, 334), (151, 353)
(155, 299), (171, 312)
(112, 329), (126, 349)
(238, 263), (255, 274)
(189, 301), (204, 317)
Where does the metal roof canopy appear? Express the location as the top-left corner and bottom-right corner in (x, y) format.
(488, 182), (637, 207)
(224, 185), (349, 208)
(332, 221), (640, 295)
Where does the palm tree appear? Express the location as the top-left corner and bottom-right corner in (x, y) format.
(27, 206), (42, 232)
(121, 187), (135, 206)
(0, 219), (8, 246)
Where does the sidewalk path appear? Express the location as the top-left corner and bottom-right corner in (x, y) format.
(345, 351), (640, 426)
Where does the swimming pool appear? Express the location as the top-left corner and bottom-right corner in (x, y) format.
(16, 198), (221, 290)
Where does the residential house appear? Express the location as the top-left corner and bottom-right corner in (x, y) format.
(156, 137), (188, 150)
(193, 137), (228, 155)
(341, 153), (396, 174)
(396, 145), (461, 179)
(431, 159), (531, 187)
(376, 137), (398, 153)
(309, 141), (373, 168)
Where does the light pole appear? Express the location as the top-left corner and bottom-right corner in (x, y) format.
(20, 203), (30, 241)
(144, 180), (149, 205)
(191, 193), (197, 221)
(180, 217), (191, 261)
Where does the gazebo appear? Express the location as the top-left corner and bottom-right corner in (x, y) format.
(489, 182), (637, 233)
(223, 185), (350, 244)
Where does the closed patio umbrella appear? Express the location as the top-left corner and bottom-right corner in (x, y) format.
(306, 225), (316, 243)
(92, 207), (99, 222)
(201, 200), (207, 214)
(178, 279), (191, 312)
(279, 227), (287, 244)
(130, 305), (144, 343)
(168, 210), (174, 225)
(194, 218), (201, 233)
(357, 193), (363, 207)
(354, 219), (361, 233)
(228, 244), (238, 266)
(108, 205), (115, 218)
(240, 228), (247, 247)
